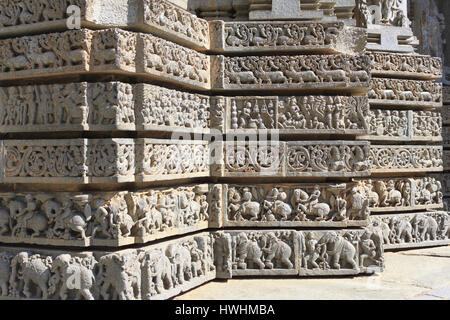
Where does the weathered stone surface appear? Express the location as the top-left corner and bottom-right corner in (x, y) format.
(135, 139), (210, 182)
(212, 95), (369, 135)
(439, 173), (450, 197)
(135, 83), (210, 133)
(443, 127), (450, 148)
(369, 211), (450, 250)
(360, 109), (442, 142)
(214, 229), (384, 278)
(210, 21), (366, 55)
(0, 82), (135, 132)
(248, 0), (324, 21)
(138, 32), (210, 90)
(211, 54), (371, 92)
(0, 138), (210, 184)
(368, 78), (442, 108)
(0, 82), (211, 133)
(0, 29), (211, 90)
(214, 141), (371, 178)
(0, 232), (216, 300)
(220, 183), (370, 228)
(356, 177), (444, 213)
(443, 86), (450, 105)
(444, 150), (450, 171)
(0, 0), (210, 51)
(369, 52), (442, 80)
(369, 145), (443, 173)
(0, 184), (216, 247)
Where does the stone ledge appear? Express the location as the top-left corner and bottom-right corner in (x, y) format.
(211, 54), (371, 93)
(369, 145), (443, 173)
(214, 141), (371, 178)
(369, 52), (442, 80)
(368, 79), (442, 108)
(0, 232), (216, 300)
(355, 177), (444, 214)
(369, 211), (450, 250)
(0, 29), (211, 91)
(220, 182), (370, 227)
(210, 21), (366, 55)
(0, 138), (209, 184)
(358, 109), (442, 142)
(215, 229), (384, 278)
(0, 184), (215, 247)
(212, 95), (369, 135)
(0, 82), (210, 134)
(0, 0), (210, 51)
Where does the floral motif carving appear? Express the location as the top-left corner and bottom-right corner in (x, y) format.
(369, 145), (443, 172)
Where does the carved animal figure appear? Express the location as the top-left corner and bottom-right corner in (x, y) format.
(318, 232), (357, 270)
(411, 215), (438, 241)
(370, 217), (390, 245)
(10, 200), (47, 237)
(381, 89), (396, 100)
(390, 216), (413, 243)
(143, 249), (173, 297)
(310, 203), (330, 221)
(420, 92), (433, 102)
(349, 71), (369, 82)
(51, 254), (95, 300)
(235, 233), (265, 269)
(166, 244), (192, 285)
(375, 181), (402, 207)
(10, 252), (51, 299)
(263, 233), (293, 269)
(97, 253), (141, 300)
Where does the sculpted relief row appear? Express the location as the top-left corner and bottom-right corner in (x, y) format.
(0, 29), (210, 90)
(364, 109), (442, 142)
(0, 228), (386, 300)
(368, 78), (442, 108)
(369, 211), (450, 250)
(0, 0), (210, 51)
(1, 139), (209, 184)
(212, 54), (371, 91)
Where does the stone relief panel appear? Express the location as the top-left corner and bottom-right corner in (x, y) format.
(362, 109), (442, 142)
(213, 95), (369, 135)
(368, 78), (442, 108)
(356, 177), (444, 213)
(212, 54), (371, 92)
(220, 183), (371, 228)
(135, 139), (210, 182)
(216, 141), (371, 178)
(214, 229), (384, 277)
(369, 211), (450, 249)
(223, 230), (299, 276)
(142, 0), (210, 50)
(0, 184), (217, 247)
(0, 233), (216, 300)
(134, 83), (210, 132)
(0, 29), (92, 79)
(139, 33), (210, 90)
(0, 82), (214, 133)
(90, 28), (136, 73)
(210, 21), (366, 55)
(368, 53), (442, 80)
(369, 145), (443, 173)
(298, 229), (384, 276)
(357, 0), (410, 27)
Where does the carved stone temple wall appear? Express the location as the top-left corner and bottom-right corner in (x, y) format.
(0, 0), (446, 300)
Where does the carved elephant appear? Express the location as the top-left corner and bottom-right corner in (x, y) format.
(310, 203), (330, 221)
(97, 253), (141, 300)
(51, 254), (95, 300)
(390, 217), (413, 243)
(10, 252), (52, 299)
(143, 249), (174, 298)
(318, 232), (358, 270)
(263, 233), (293, 269)
(235, 233), (265, 270)
(411, 215), (438, 241)
(0, 253), (12, 296)
(165, 244), (192, 285)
